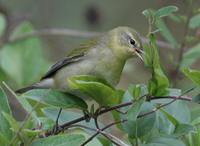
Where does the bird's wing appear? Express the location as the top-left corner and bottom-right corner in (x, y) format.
(41, 38), (99, 80)
(41, 53), (85, 80)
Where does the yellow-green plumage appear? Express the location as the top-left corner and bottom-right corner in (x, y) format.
(16, 26), (143, 93)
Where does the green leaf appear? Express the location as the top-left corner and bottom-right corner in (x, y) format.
(22, 89), (87, 109)
(160, 109), (179, 126)
(30, 134), (85, 146)
(181, 43), (200, 68)
(0, 13), (6, 37)
(142, 137), (185, 146)
(0, 132), (9, 146)
(0, 86), (11, 114)
(182, 68), (200, 87)
(122, 102), (156, 138)
(155, 100), (190, 134)
(189, 14), (200, 29)
(155, 18), (178, 48)
(174, 124), (196, 136)
(68, 75), (120, 106)
(22, 129), (42, 137)
(71, 130), (103, 146)
(2, 112), (20, 132)
(0, 21), (49, 87)
(146, 34), (169, 96)
(155, 6), (178, 18)
(192, 94), (200, 104)
(127, 97), (146, 121)
(0, 113), (13, 141)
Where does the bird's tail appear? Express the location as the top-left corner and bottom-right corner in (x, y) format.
(15, 78), (54, 94)
(15, 85), (41, 94)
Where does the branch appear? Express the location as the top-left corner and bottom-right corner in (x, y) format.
(44, 94), (192, 137)
(8, 28), (175, 49)
(69, 124), (128, 146)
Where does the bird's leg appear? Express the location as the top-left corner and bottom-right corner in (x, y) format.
(52, 108), (63, 134)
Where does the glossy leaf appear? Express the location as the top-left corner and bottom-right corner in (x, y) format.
(30, 134), (85, 146)
(189, 14), (200, 29)
(22, 89), (87, 109)
(155, 6), (178, 18)
(68, 75), (119, 106)
(182, 68), (200, 87)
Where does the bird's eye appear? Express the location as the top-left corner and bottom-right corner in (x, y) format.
(129, 39), (136, 46)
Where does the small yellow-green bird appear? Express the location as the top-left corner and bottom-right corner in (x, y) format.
(16, 26), (143, 93)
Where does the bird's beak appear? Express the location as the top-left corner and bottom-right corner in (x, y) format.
(135, 48), (144, 62)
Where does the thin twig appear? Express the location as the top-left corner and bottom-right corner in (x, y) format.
(70, 124), (124, 146)
(44, 94), (192, 136)
(7, 28), (174, 49)
(81, 119), (127, 146)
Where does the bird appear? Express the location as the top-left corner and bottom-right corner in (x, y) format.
(16, 26), (144, 93)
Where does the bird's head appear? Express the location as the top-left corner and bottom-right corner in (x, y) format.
(107, 26), (144, 61)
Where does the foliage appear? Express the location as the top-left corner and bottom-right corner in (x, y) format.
(0, 3), (200, 146)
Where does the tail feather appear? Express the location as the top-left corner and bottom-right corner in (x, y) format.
(15, 85), (40, 94)
(15, 79), (54, 94)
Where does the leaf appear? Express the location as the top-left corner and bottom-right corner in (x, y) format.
(0, 113), (13, 141)
(155, 100), (191, 134)
(181, 43), (200, 68)
(30, 134), (85, 146)
(155, 6), (178, 18)
(71, 130), (103, 146)
(0, 13), (6, 37)
(160, 109), (179, 126)
(142, 137), (185, 146)
(42, 107), (104, 131)
(2, 82), (39, 122)
(146, 34), (169, 96)
(122, 102), (156, 138)
(174, 124), (196, 136)
(0, 132), (9, 146)
(127, 97), (146, 121)
(192, 94), (200, 103)
(68, 75), (120, 106)
(22, 89), (87, 109)
(22, 129), (42, 137)
(2, 112), (20, 132)
(0, 21), (49, 87)
(182, 68), (200, 87)
(0, 86), (11, 114)
(155, 18), (178, 48)
(189, 14), (200, 29)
